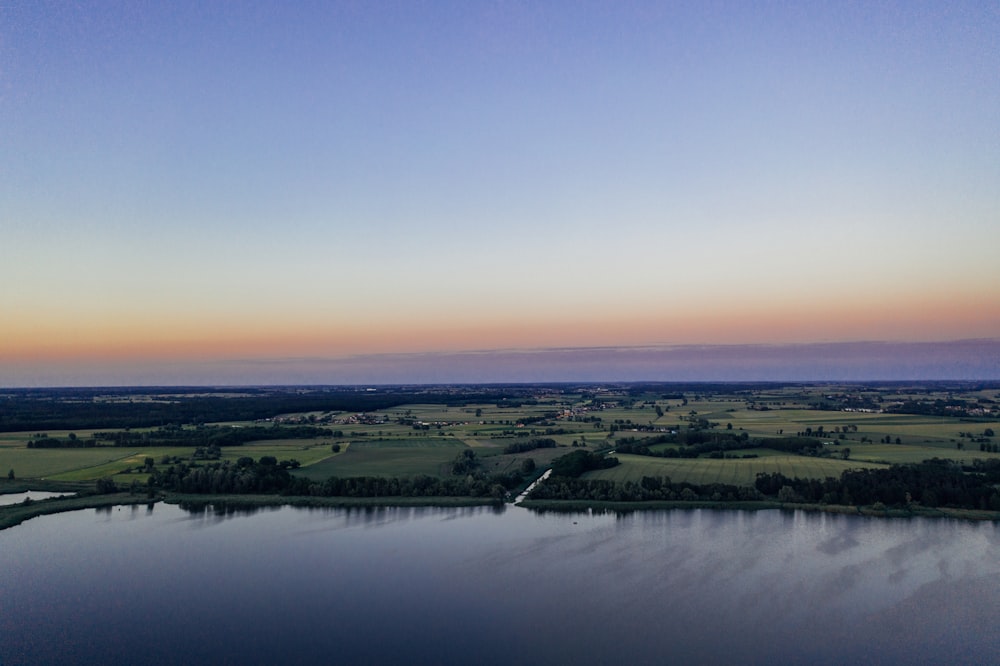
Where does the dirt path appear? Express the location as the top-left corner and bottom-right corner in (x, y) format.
(515, 469), (552, 504)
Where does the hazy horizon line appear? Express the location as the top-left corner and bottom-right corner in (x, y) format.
(223, 337), (1000, 364)
(2, 338), (999, 388)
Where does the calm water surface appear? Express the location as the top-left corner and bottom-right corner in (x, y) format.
(0, 491), (72, 506)
(3, 503), (1000, 665)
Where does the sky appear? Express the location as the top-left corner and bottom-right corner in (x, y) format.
(2, 1), (999, 386)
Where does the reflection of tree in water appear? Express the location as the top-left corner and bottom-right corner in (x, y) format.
(175, 501), (506, 527)
(178, 501), (282, 521)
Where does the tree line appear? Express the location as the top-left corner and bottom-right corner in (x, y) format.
(885, 398), (996, 419)
(755, 459), (1000, 510)
(549, 449), (619, 477)
(1, 386), (553, 431)
(27, 424), (328, 448)
(528, 476), (761, 503)
(140, 455), (536, 501)
(614, 433), (825, 458)
(503, 438), (557, 454)
(527, 459), (1000, 511)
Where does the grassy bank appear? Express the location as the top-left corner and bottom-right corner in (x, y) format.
(0, 478), (91, 494)
(0, 492), (154, 531)
(5, 490), (999, 532)
(520, 498), (1000, 520)
(520, 499), (783, 512)
(163, 493), (501, 509)
(0, 491), (502, 531)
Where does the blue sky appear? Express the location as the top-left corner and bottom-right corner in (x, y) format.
(2, 1), (998, 385)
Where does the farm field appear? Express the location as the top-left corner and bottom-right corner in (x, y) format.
(0, 447), (173, 481)
(220, 439), (344, 466)
(2, 383), (998, 492)
(0, 439), (350, 483)
(475, 444), (585, 477)
(585, 453), (884, 487)
(294, 440), (465, 480)
(626, 403), (1000, 454)
(841, 442), (1000, 465)
(0, 429), (119, 447)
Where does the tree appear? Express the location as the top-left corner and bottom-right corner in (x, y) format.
(332, 443), (341, 453)
(778, 486), (799, 503)
(7, 469), (13, 480)
(520, 458), (536, 475)
(452, 449), (478, 475)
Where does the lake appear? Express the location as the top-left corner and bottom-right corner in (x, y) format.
(0, 491), (73, 506)
(3, 503), (999, 665)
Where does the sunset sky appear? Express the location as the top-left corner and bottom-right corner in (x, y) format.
(2, 1), (999, 385)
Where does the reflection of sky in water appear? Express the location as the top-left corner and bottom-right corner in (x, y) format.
(0, 491), (71, 506)
(2, 505), (999, 665)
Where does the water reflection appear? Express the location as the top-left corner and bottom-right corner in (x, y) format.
(177, 501), (284, 527)
(0, 490), (73, 506)
(2, 505), (999, 665)
(172, 501), (507, 529)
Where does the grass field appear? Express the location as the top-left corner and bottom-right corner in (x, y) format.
(667, 402), (1000, 447)
(344, 438), (463, 448)
(841, 442), (1000, 465)
(219, 439), (343, 465)
(0, 438), (343, 482)
(3, 387), (998, 487)
(585, 453), (884, 487)
(0, 429), (111, 447)
(47, 450), (179, 481)
(475, 444), (582, 476)
(0, 447), (193, 481)
(293, 441), (466, 480)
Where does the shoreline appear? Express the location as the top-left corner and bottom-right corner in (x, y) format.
(520, 498), (1000, 521)
(164, 493), (501, 510)
(4, 490), (1000, 531)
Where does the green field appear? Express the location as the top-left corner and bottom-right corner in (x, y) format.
(293, 441), (465, 480)
(218, 439), (341, 466)
(585, 453), (884, 487)
(3, 384), (998, 489)
(0, 429), (110, 447)
(839, 442), (1000, 465)
(0, 447), (190, 481)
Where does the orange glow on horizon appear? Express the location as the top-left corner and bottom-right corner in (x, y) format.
(3, 291), (999, 363)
